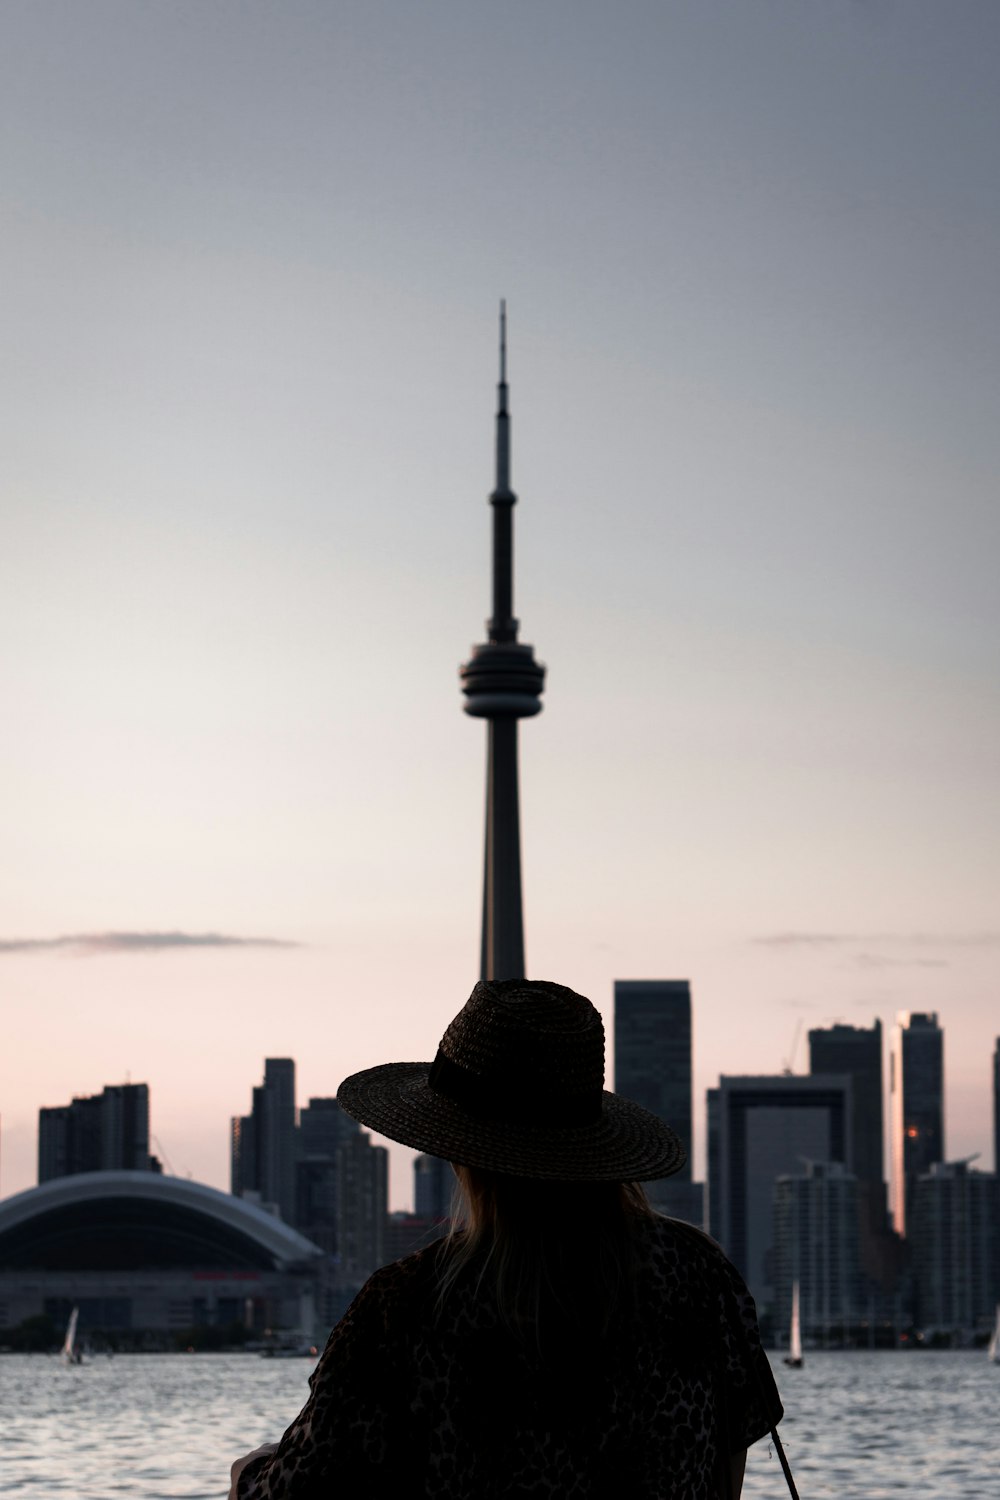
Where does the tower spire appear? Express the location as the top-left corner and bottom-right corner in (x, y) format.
(495, 299), (510, 497)
(499, 298), (507, 387)
(460, 306), (546, 980)
(489, 300), (516, 641)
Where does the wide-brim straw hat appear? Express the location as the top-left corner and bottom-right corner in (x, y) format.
(337, 978), (686, 1181)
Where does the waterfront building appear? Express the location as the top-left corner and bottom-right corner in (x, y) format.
(295, 1099), (361, 1256)
(334, 1131), (388, 1289)
(614, 981), (692, 1181)
(297, 1098), (388, 1284)
(773, 1161), (861, 1345)
(300, 1096), (357, 1158)
(614, 980), (702, 1222)
(38, 1083), (155, 1181)
(707, 1073), (851, 1313)
(459, 305), (545, 981)
(889, 1012), (944, 1237)
(910, 1160), (1000, 1335)
(809, 1020), (891, 1286)
(229, 1089), (260, 1199)
(808, 1022), (883, 1186)
(230, 1058), (298, 1224)
(294, 1155), (338, 1256)
(0, 1171), (326, 1342)
(230, 1076), (384, 1286)
(259, 1058), (297, 1226)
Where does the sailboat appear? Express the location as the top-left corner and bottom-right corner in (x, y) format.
(987, 1305), (1000, 1365)
(61, 1306), (83, 1366)
(783, 1281), (803, 1368)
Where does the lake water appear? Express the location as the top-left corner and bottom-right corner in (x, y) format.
(2, 1350), (995, 1497)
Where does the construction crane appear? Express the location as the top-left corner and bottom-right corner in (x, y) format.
(782, 1018), (803, 1075)
(152, 1134), (176, 1176)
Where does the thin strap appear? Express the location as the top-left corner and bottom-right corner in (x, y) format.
(746, 1331), (799, 1497)
(767, 1421), (800, 1500)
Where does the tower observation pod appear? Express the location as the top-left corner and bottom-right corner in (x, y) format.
(460, 304), (545, 981)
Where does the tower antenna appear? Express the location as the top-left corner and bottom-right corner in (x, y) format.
(499, 298), (507, 388)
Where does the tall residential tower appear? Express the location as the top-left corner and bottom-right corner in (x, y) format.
(809, 1018), (892, 1287)
(38, 1082), (154, 1181)
(231, 1058), (298, 1223)
(614, 980), (701, 1223)
(889, 1012), (944, 1237)
(614, 980), (693, 1178)
(808, 1021), (884, 1188)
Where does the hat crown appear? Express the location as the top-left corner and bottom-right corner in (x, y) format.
(440, 979), (606, 1104)
(336, 976), (685, 1180)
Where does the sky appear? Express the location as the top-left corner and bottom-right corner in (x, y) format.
(2, 1), (998, 1210)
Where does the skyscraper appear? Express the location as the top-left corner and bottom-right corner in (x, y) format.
(808, 1021), (884, 1187)
(299, 1097), (357, 1159)
(38, 1083), (153, 1182)
(295, 1096), (360, 1253)
(809, 1019), (890, 1288)
(773, 1161), (861, 1343)
(614, 980), (692, 1182)
(261, 1058), (297, 1224)
(614, 980), (702, 1223)
(231, 1058), (298, 1223)
(230, 1090), (261, 1199)
(335, 1132), (389, 1288)
(460, 306), (545, 980)
(993, 1038), (999, 1177)
(911, 1160), (1000, 1333)
(889, 1012), (944, 1237)
(707, 1073), (852, 1311)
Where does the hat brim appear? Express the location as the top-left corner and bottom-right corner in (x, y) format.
(337, 1061), (686, 1182)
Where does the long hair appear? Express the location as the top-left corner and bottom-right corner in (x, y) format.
(438, 1164), (653, 1357)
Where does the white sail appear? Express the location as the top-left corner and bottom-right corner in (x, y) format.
(62, 1306), (80, 1364)
(788, 1281), (803, 1364)
(988, 1305), (1000, 1364)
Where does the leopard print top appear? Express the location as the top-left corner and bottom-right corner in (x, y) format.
(236, 1215), (782, 1498)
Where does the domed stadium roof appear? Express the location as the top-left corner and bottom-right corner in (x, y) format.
(0, 1172), (324, 1273)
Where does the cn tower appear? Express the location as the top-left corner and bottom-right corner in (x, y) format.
(460, 305), (545, 981)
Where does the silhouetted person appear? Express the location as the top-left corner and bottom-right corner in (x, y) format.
(230, 980), (785, 1499)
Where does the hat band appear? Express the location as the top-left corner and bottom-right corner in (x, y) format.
(427, 1048), (603, 1128)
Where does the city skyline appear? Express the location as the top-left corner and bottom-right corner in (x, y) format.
(17, 1005), (999, 1222)
(3, 3), (999, 1209)
(16, 999), (997, 1337)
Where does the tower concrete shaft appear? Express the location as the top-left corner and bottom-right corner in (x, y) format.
(460, 305), (545, 980)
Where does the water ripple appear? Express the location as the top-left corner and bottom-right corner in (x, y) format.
(1, 1350), (995, 1497)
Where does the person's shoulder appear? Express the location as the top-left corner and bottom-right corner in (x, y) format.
(639, 1216), (766, 1356)
(316, 1242), (447, 1365)
(372, 1237), (446, 1280)
(353, 1239), (448, 1317)
(642, 1214), (749, 1290)
(643, 1211), (723, 1259)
